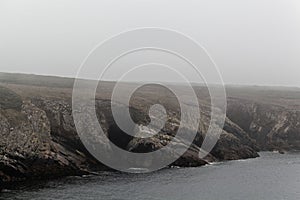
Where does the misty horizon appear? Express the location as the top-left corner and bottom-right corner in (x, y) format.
(1, 0), (300, 87)
(1, 71), (300, 89)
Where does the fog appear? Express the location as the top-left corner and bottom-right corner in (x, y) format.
(0, 0), (300, 86)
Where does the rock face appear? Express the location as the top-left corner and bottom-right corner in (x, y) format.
(225, 86), (300, 152)
(227, 98), (300, 151)
(0, 73), (299, 189)
(0, 89), (106, 187)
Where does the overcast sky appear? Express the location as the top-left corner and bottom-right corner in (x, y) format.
(0, 0), (300, 86)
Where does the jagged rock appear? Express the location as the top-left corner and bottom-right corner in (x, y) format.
(227, 98), (300, 151)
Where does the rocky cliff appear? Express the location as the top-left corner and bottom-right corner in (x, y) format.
(0, 73), (299, 189)
(226, 87), (300, 151)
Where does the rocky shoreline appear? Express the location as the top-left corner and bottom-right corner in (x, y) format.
(1, 73), (300, 190)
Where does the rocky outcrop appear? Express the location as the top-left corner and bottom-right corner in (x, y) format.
(0, 83), (259, 188)
(227, 98), (300, 151)
(0, 92), (105, 187)
(1, 73), (299, 189)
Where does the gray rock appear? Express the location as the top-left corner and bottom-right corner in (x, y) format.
(0, 73), (299, 188)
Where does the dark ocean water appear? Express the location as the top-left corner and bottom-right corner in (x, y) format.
(1, 152), (299, 200)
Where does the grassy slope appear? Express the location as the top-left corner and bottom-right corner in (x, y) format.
(1, 72), (300, 107)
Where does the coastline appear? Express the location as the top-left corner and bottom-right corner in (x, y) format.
(1, 73), (300, 190)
